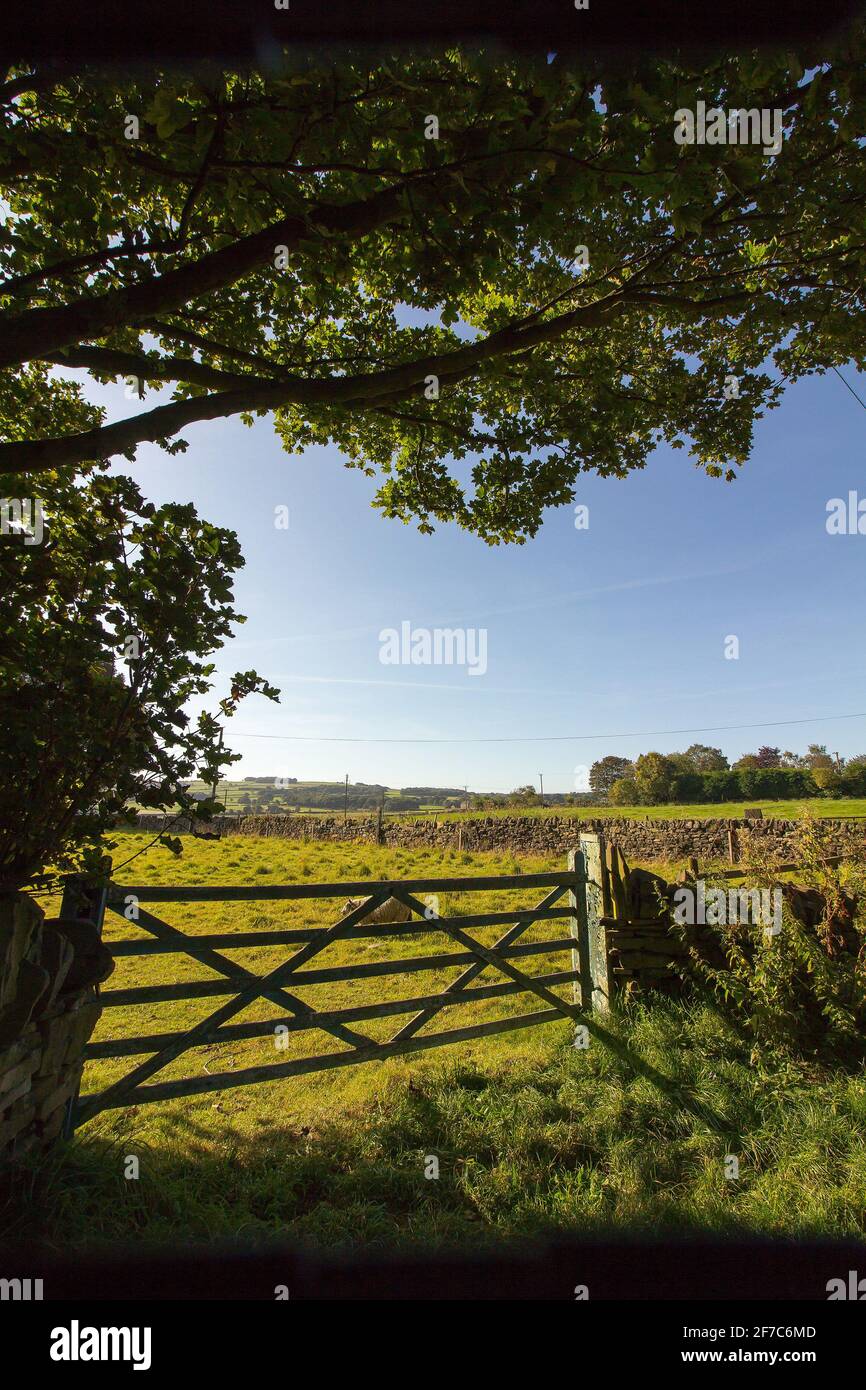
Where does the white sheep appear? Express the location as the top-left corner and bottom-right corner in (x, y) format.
(340, 895), (414, 925)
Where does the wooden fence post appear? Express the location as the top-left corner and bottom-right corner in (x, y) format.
(567, 849), (592, 1012)
(578, 832), (614, 1013)
(59, 871), (110, 938)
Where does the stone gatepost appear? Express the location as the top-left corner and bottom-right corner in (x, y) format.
(0, 885), (113, 1162)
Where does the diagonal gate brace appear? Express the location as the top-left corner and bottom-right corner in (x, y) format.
(77, 891), (392, 1122)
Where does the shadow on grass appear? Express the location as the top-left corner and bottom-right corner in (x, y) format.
(3, 1000), (864, 1254)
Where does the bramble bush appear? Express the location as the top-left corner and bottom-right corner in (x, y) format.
(679, 818), (866, 1063)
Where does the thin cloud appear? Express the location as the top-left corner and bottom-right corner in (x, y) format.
(227, 560), (759, 653)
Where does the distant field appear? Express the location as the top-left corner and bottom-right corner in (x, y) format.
(445, 799), (866, 821)
(8, 831), (865, 1253)
(143, 796), (866, 823)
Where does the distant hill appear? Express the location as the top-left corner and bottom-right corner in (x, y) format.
(399, 786), (469, 800)
(177, 779), (601, 815)
(184, 779), (391, 812)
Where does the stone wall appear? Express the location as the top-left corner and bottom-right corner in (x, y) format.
(0, 893), (111, 1163)
(134, 812), (866, 864)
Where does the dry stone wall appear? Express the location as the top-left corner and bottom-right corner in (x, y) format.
(0, 893), (110, 1163)
(134, 812), (866, 863)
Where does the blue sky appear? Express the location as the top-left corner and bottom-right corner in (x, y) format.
(74, 361), (866, 793)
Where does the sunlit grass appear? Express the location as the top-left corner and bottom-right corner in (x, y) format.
(446, 799), (866, 821)
(10, 832), (865, 1253)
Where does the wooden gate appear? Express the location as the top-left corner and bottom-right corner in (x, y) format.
(72, 843), (610, 1129)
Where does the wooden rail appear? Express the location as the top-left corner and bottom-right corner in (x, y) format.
(113, 870), (574, 901)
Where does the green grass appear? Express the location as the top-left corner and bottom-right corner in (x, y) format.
(136, 793), (866, 822)
(444, 799), (866, 821)
(7, 833), (866, 1253)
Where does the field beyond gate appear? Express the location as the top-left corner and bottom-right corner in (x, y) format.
(77, 850), (593, 1128)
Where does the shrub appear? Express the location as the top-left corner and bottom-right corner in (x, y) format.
(678, 818), (866, 1063)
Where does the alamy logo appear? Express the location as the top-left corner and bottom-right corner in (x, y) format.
(0, 497), (44, 545)
(49, 1321), (152, 1371)
(674, 102), (783, 156)
(0, 1276), (43, 1300)
(826, 491), (866, 535)
(379, 620), (487, 676)
(673, 880), (782, 937)
(826, 1270), (866, 1300)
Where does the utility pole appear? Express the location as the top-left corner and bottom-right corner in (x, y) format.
(538, 773), (544, 807)
(344, 772), (349, 824)
(210, 727), (224, 805)
(207, 727), (224, 833)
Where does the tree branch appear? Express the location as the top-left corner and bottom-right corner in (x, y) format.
(138, 320), (294, 375)
(43, 344), (279, 392)
(1, 285), (755, 474)
(1, 233), (210, 300)
(0, 181), (408, 370)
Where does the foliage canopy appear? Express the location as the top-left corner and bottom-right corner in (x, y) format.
(2, 35), (866, 541)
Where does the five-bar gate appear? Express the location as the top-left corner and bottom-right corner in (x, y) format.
(74, 839), (611, 1129)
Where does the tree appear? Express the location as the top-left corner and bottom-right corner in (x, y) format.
(811, 766), (841, 792)
(507, 785), (540, 807)
(736, 746), (781, 769)
(2, 40), (866, 541)
(667, 752), (697, 775)
(634, 752), (676, 804)
(682, 743), (729, 772)
(609, 777), (639, 807)
(803, 742), (834, 769)
(0, 466), (278, 891)
(779, 750), (805, 768)
(841, 756), (866, 795)
(669, 768), (704, 801)
(755, 746), (782, 767)
(589, 755), (634, 795)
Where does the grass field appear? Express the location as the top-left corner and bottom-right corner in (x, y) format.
(5, 832), (866, 1254)
(444, 799), (866, 821)
(148, 793), (866, 822)
(288, 798), (866, 821)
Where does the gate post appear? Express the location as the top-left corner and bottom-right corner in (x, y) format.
(0, 861), (112, 1164)
(567, 848), (592, 1012)
(59, 873), (110, 937)
(577, 833), (614, 1013)
(58, 865), (112, 1140)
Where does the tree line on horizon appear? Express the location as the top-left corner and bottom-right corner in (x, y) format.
(183, 779), (471, 814)
(182, 750), (865, 819)
(589, 744), (866, 806)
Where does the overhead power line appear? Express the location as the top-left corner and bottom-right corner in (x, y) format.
(227, 710), (866, 746)
(831, 364), (866, 413)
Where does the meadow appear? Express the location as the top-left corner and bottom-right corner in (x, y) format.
(445, 799), (866, 821)
(157, 783), (866, 822)
(4, 831), (865, 1254)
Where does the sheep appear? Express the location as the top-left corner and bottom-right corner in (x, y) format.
(340, 895), (414, 926)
